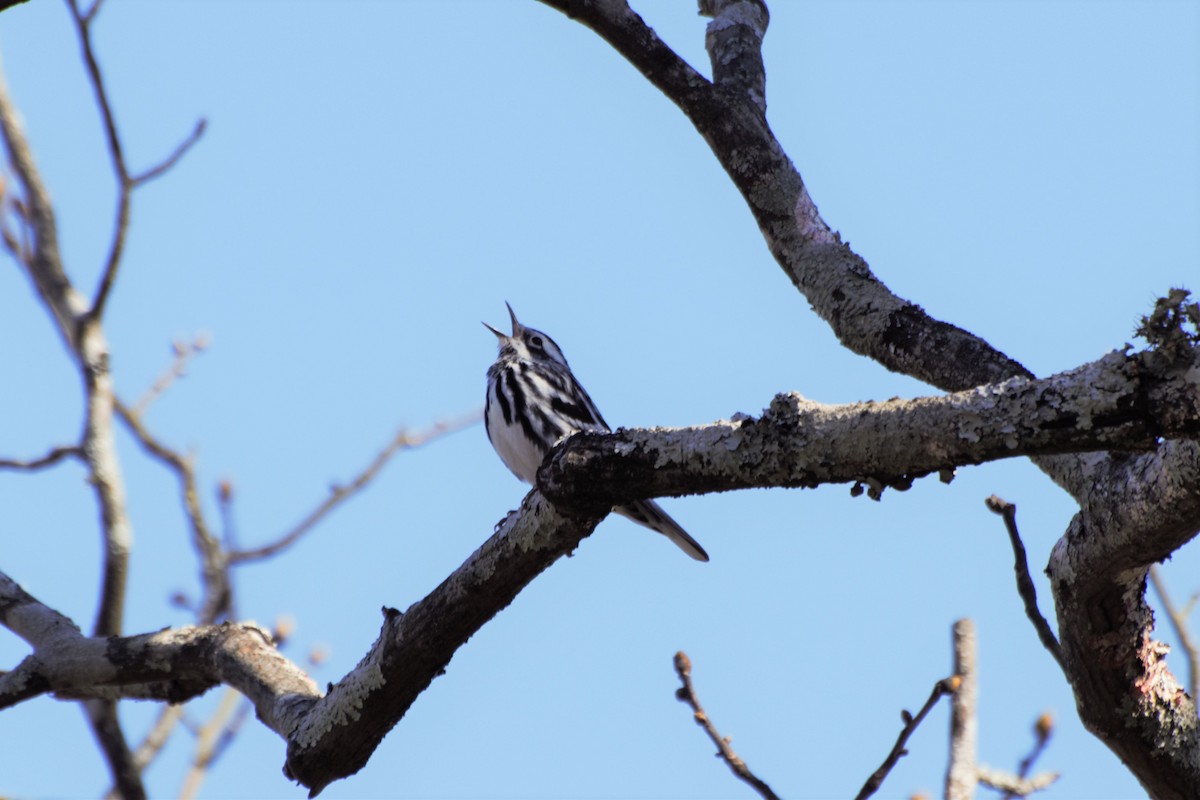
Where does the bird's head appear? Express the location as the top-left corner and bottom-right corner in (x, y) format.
(483, 302), (570, 369)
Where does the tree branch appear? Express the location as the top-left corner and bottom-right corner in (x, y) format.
(66, 0), (132, 324)
(541, 347), (1200, 508)
(673, 651), (778, 800)
(0, 570), (316, 717)
(1048, 439), (1200, 799)
(0, 60), (86, 348)
(0, 445), (81, 471)
(539, 0), (1030, 394)
(945, 619), (978, 800)
(985, 496), (1064, 671)
(1001, 713), (1057, 800)
(115, 399), (230, 624)
(980, 764), (1059, 797)
(132, 333), (210, 415)
(131, 118), (206, 186)
(857, 674), (960, 800)
(229, 410), (480, 565)
(282, 492), (602, 795)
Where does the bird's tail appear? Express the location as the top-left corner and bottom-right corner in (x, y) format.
(613, 499), (709, 562)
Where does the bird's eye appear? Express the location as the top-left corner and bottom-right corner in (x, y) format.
(530, 336), (544, 349)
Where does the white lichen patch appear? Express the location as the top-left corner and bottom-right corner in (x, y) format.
(294, 661), (387, 748)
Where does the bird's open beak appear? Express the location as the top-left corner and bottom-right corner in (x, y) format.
(504, 302), (523, 336)
(482, 302), (522, 339)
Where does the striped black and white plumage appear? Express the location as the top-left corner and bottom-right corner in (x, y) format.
(484, 303), (709, 562)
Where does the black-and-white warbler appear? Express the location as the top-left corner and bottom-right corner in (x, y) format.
(484, 303), (709, 562)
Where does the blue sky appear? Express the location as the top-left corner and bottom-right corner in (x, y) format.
(1, 1), (1197, 797)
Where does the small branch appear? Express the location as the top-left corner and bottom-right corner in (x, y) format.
(66, 0), (132, 323)
(229, 410), (480, 564)
(0, 56), (85, 347)
(1149, 565), (1200, 706)
(672, 651), (778, 800)
(133, 704), (185, 771)
(1001, 713), (1057, 799)
(64, 1), (204, 321)
(981, 764), (1059, 796)
(698, 0), (769, 115)
(178, 687), (245, 800)
(857, 674), (960, 800)
(945, 619), (978, 800)
(133, 333), (210, 415)
(131, 118), (207, 186)
(0, 444), (81, 471)
(84, 699), (147, 800)
(985, 496), (1065, 671)
(115, 399), (230, 623)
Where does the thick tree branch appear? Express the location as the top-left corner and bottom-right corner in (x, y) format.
(540, 0), (1029, 393)
(0, 570), (317, 719)
(541, 347), (1200, 507)
(281, 492), (603, 794)
(1048, 445), (1200, 799)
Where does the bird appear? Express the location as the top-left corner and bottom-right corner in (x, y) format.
(483, 303), (709, 562)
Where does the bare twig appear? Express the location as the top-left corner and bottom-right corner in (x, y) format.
(673, 651), (778, 800)
(178, 687), (244, 800)
(104, 703), (187, 799)
(985, 496), (1065, 671)
(1001, 713), (1057, 799)
(135, 705), (186, 770)
(84, 699), (147, 800)
(132, 118), (207, 186)
(980, 765), (1059, 796)
(133, 333), (210, 415)
(0, 444), (81, 471)
(1149, 565), (1200, 706)
(65, 0), (204, 322)
(857, 675), (960, 800)
(115, 399), (230, 623)
(0, 57), (85, 345)
(228, 410), (480, 564)
(66, 0), (131, 323)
